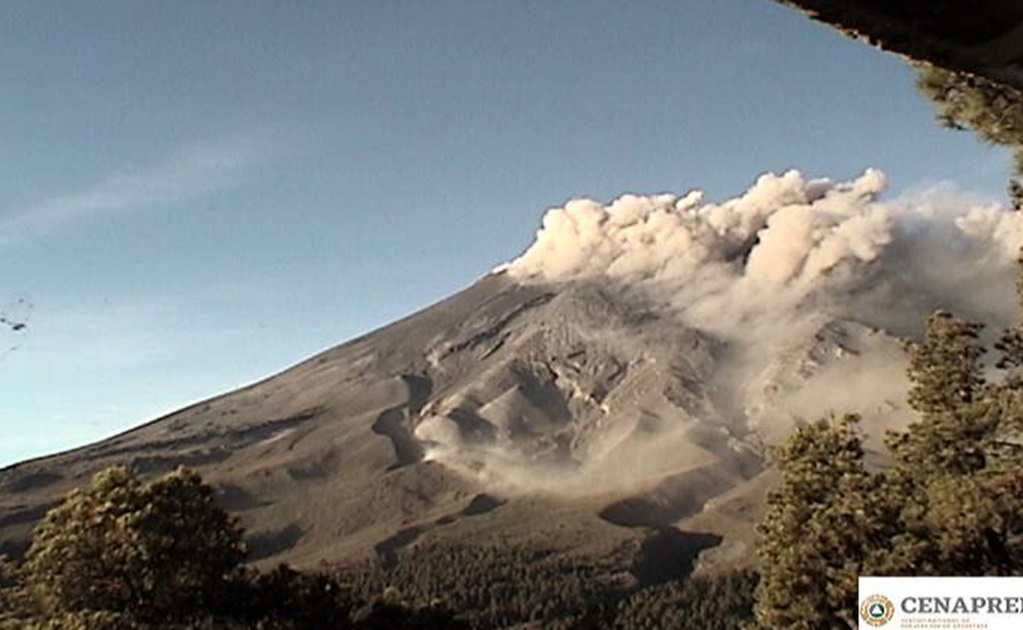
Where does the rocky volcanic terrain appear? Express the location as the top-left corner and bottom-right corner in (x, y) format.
(0, 271), (913, 588)
(10, 167), (1018, 625)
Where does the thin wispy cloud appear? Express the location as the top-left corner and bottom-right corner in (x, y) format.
(0, 132), (277, 246)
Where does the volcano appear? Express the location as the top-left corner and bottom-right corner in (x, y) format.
(1, 169), (1019, 625)
(0, 271), (909, 571)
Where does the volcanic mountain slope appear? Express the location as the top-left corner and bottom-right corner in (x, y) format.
(4, 168), (1019, 624)
(0, 270), (910, 580)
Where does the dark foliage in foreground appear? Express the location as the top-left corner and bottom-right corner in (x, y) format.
(0, 446), (753, 629)
(754, 255), (1023, 627)
(343, 540), (755, 629)
(917, 64), (1023, 179)
(572, 569), (757, 630)
(342, 542), (632, 628)
(0, 467), (464, 629)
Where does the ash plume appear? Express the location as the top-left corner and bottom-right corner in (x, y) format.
(504, 169), (1022, 337)
(415, 170), (1023, 496)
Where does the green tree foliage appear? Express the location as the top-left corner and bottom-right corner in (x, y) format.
(343, 541), (624, 628)
(27, 610), (139, 630)
(353, 588), (470, 629)
(226, 564), (356, 629)
(754, 293), (1023, 627)
(916, 64), (1023, 180)
(596, 569), (757, 630)
(22, 466), (245, 624)
(753, 416), (881, 629)
(342, 536), (754, 629)
(3, 466), (463, 629)
(903, 311), (985, 416)
(0, 555), (31, 629)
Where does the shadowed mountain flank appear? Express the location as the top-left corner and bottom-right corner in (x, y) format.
(598, 465), (748, 529)
(372, 408), (425, 471)
(370, 374), (433, 470)
(631, 528), (723, 586)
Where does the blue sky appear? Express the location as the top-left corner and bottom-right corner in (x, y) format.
(1, 0), (1014, 467)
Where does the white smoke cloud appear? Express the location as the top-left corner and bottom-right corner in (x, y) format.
(505, 169), (1023, 337)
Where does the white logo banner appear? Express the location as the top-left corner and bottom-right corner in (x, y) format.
(859, 577), (1023, 629)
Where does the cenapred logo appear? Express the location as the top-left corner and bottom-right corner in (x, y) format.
(860, 594), (895, 627)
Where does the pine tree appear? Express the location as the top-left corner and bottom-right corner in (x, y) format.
(753, 416), (888, 629)
(883, 304), (1023, 575)
(755, 271), (1023, 626)
(893, 311), (989, 474)
(9, 466), (458, 628)
(916, 65), (1023, 178)
(22, 466), (245, 624)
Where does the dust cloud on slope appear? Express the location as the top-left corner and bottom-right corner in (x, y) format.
(419, 170), (1023, 495)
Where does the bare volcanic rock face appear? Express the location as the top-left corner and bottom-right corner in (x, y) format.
(416, 282), (751, 494)
(2, 169), (1022, 592)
